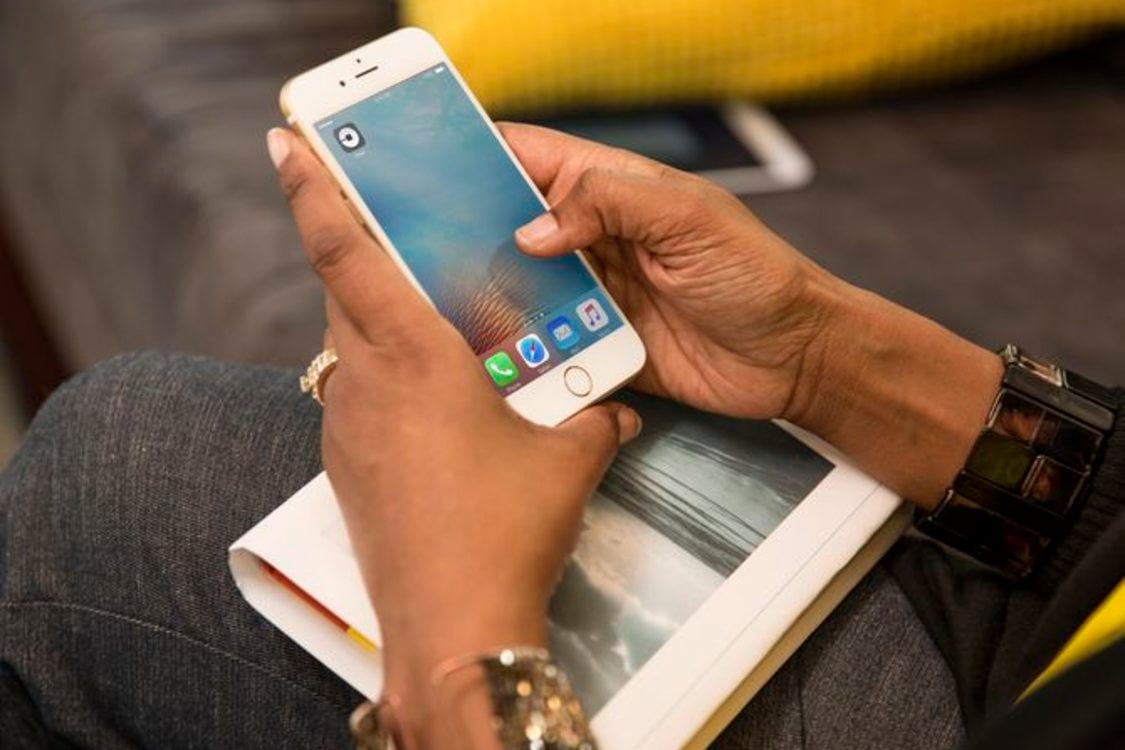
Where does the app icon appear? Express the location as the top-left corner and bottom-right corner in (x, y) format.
(483, 351), (519, 387)
(334, 124), (366, 153)
(576, 298), (609, 333)
(547, 316), (580, 350)
(517, 334), (551, 367)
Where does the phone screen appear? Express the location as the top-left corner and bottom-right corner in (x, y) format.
(317, 63), (622, 394)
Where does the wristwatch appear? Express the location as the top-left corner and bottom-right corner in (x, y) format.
(917, 345), (1117, 577)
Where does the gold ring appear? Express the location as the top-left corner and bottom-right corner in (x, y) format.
(300, 348), (338, 406)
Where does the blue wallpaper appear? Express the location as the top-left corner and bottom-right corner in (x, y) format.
(318, 65), (604, 355)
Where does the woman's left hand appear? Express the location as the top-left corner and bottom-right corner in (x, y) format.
(268, 128), (641, 738)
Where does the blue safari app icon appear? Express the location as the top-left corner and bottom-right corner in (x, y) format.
(517, 334), (551, 367)
(546, 316), (580, 351)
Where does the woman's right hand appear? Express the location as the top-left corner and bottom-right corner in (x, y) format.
(506, 123), (841, 423)
(506, 123), (1003, 508)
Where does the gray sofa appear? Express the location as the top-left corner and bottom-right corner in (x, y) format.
(0, 0), (395, 374)
(1, 2), (1123, 390)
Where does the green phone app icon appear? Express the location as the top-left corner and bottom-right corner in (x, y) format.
(484, 351), (519, 387)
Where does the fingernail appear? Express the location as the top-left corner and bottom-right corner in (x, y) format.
(267, 128), (291, 169)
(617, 408), (643, 444)
(516, 212), (559, 247)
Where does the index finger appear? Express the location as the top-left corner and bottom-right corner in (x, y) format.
(268, 127), (431, 341)
(499, 122), (664, 203)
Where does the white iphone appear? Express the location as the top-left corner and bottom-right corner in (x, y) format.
(281, 28), (646, 427)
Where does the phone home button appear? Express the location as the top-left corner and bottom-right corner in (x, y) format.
(563, 366), (593, 398)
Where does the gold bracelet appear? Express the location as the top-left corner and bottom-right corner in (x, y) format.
(434, 647), (596, 750)
(349, 647), (596, 750)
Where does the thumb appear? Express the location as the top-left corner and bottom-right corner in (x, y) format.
(515, 167), (680, 258)
(554, 401), (643, 471)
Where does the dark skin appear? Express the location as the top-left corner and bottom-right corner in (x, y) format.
(268, 122), (1002, 748)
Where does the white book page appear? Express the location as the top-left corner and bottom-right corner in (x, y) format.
(230, 396), (901, 750)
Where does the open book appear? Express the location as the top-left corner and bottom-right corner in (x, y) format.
(230, 391), (909, 749)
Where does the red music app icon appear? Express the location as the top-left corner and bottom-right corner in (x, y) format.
(576, 298), (609, 333)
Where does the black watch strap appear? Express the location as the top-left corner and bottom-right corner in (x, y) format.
(916, 345), (1117, 577)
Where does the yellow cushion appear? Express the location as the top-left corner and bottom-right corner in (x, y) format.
(404, 0), (1125, 115)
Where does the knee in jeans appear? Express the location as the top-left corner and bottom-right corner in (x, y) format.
(24, 351), (309, 476)
(1, 352), (194, 597)
(33, 351), (192, 435)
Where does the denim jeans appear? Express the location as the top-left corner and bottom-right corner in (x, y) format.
(0, 352), (964, 749)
